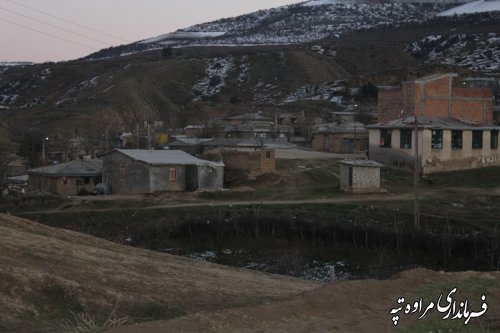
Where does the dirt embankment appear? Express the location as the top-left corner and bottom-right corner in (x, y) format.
(2, 213), (499, 332)
(0, 213), (315, 332)
(106, 268), (500, 333)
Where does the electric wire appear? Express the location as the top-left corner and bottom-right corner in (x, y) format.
(0, 16), (97, 50)
(1, 0), (130, 43)
(0, 5), (114, 46)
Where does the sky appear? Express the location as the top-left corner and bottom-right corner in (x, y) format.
(0, 0), (300, 63)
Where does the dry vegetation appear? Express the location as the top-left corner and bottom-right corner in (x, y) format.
(0, 213), (315, 332)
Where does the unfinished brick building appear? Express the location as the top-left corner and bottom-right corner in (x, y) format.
(378, 73), (494, 124)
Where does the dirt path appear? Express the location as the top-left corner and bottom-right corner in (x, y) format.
(16, 192), (418, 216)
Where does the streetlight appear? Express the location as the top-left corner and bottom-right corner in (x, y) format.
(42, 137), (49, 164)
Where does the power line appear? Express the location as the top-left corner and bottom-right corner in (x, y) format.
(0, 5), (113, 46)
(0, 16), (97, 51)
(2, 0), (131, 43)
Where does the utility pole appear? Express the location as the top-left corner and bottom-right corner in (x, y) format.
(414, 116), (420, 229)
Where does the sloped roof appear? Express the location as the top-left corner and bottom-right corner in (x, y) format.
(366, 117), (500, 130)
(28, 159), (103, 177)
(109, 149), (223, 167)
(414, 73), (457, 83)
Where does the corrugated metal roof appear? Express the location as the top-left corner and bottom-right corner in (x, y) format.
(414, 73), (457, 83)
(28, 159), (102, 177)
(366, 117), (500, 130)
(114, 149), (223, 167)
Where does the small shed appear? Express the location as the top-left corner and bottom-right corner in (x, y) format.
(339, 160), (384, 193)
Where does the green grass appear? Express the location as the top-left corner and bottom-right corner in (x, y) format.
(422, 167), (500, 189)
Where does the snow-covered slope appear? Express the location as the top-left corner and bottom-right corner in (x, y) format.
(438, 0), (500, 16)
(407, 32), (500, 74)
(139, 1), (457, 47)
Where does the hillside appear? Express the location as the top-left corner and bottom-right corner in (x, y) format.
(0, 46), (353, 153)
(0, 213), (315, 332)
(87, 0), (457, 60)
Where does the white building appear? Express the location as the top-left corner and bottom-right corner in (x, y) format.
(367, 117), (500, 174)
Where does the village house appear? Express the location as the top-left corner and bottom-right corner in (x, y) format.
(311, 121), (368, 153)
(339, 160), (384, 193)
(222, 121), (294, 140)
(203, 148), (276, 181)
(164, 137), (213, 156)
(101, 149), (224, 194)
(367, 117), (500, 174)
(27, 159), (102, 195)
(377, 73), (493, 124)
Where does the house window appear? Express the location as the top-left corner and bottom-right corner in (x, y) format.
(380, 129), (392, 148)
(491, 130), (498, 149)
(84, 177), (90, 184)
(400, 129), (412, 149)
(266, 152), (271, 159)
(451, 130), (462, 150)
(169, 167), (177, 183)
(472, 130), (483, 149)
(119, 164), (126, 181)
(431, 129), (443, 150)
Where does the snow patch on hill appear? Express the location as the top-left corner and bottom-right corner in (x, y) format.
(438, 0), (500, 16)
(303, 0), (344, 6)
(407, 32), (500, 74)
(192, 57), (234, 101)
(140, 2), (453, 48)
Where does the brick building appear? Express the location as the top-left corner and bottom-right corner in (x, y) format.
(378, 73), (494, 124)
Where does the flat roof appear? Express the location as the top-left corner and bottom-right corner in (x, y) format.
(340, 160), (383, 167)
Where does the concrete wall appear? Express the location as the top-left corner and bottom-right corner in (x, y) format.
(102, 152), (150, 194)
(422, 129), (500, 173)
(149, 165), (186, 192)
(369, 129), (417, 169)
(369, 128), (500, 173)
(340, 164), (381, 193)
(186, 165), (224, 191)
